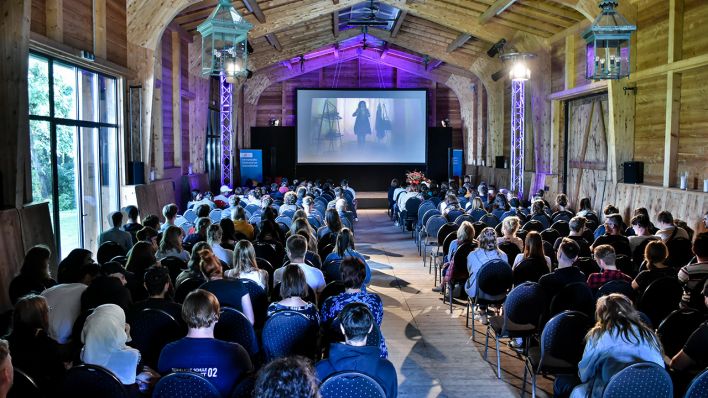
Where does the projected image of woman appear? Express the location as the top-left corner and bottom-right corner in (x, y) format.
(352, 100), (371, 147)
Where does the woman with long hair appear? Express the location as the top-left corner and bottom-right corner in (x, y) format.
(512, 231), (551, 270)
(631, 240), (674, 294)
(352, 100), (371, 146)
(464, 227), (509, 324)
(9, 245), (56, 305)
(568, 294), (663, 398)
(226, 240), (268, 290)
(156, 226), (189, 262)
(433, 221), (477, 292)
(324, 228), (371, 286)
(318, 208), (343, 242)
(4, 294), (65, 391)
(175, 241), (211, 288)
(57, 248), (94, 284)
(126, 241), (159, 301)
(198, 247), (255, 325)
(267, 264), (318, 322)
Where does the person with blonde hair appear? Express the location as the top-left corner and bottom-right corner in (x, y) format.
(156, 226), (190, 262)
(225, 240), (268, 290)
(497, 216), (523, 251)
(565, 294), (663, 398)
(432, 221), (477, 292)
(198, 248), (255, 324)
(465, 227), (509, 324)
(207, 224), (233, 267)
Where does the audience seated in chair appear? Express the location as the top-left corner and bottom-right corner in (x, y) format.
(316, 303), (397, 398)
(122, 205), (142, 242)
(464, 227), (509, 323)
(160, 204), (179, 233)
(512, 231), (551, 271)
(628, 214), (660, 255)
(321, 257), (388, 358)
(556, 294), (663, 398)
(198, 248), (255, 324)
(41, 279), (91, 345)
(156, 226), (190, 262)
(678, 232), (708, 308)
(3, 295), (65, 392)
(539, 238), (586, 302)
(158, 290), (253, 398)
(206, 224), (233, 268)
(252, 356), (319, 398)
(631, 241), (675, 295)
(175, 242), (210, 289)
(225, 240), (269, 291)
(8, 245), (56, 306)
(125, 241), (159, 302)
(670, 283), (708, 376)
(129, 266), (182, 322)
(267, 265), (319, 323)
(586, 245), (632, 290)
(433, 221), (476, 292)
(592, 213), (631, 257)
(183, 217), (211, 248)
(496, 216), (524, 252)
(324, 228), (371, 287)
(232, 207), (255, 241)
(98, 211), (134, 254)
(656, 210), (690, 242)
(274, 235), (326, 294)
(136, 226), (159, 253)
(553, 216), (592, 258)
(57, 248), (95, 284)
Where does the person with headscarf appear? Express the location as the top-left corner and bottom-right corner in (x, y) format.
(80, 304), (141, 386)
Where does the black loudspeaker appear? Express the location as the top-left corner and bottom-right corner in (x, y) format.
(426, 127), (452, 182)
(495, 156), (505, 169)
(128, 161), (145, 185)
(623, 161), (644, 184)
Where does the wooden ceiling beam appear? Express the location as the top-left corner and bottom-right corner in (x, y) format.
(478, 0), (518, 24)
(368, 28), (476, 70)
(446, 33), (472, 53)
(249, 0), (359, 38)
(333, 11), (339, 37)
(242, 0), (266, 24)
(390, 10), (406, 38)
(265, 33), (282, 51)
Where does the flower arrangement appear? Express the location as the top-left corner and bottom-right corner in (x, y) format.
(406, 170), (427, 186)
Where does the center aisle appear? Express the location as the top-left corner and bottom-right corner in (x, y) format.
(353, 209), (551, 398)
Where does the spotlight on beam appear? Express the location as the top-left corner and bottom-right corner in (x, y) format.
(487, 38), (506, 58)
(491, 69), (505, 82)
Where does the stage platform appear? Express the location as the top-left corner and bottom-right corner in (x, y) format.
(357, 191), (388, 209)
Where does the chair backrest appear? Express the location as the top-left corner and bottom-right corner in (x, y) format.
(685, 368), (708, 398)
(442, 232), (457, 257)
(656, 308), (705, 357)
(307, 215), (321, 229)
(615, 254), (635, 278)
(281, 209), (296, 219)
(179, 222), (193, 235)
(602, 362), (672, 398)
(239, 278), (268, 329)
(665, 236), (694, 268)
(60, 364), (128, 398)
(254, 242), (278, 267)
(183, 209), (198, 223)
(322, 258), (343, 284)
(128, 308), (184, 368)
(476, 259), (513, 297)
(540, 228), (560, 244)
(468, 208), (487, 222)
(479, 213), (500, 228)
(320, 281), (346, 305)
(8, 368), (42, 398)
(318, 243), (335, 263)
(454, 213), (474, 226)
(275, 216), (292, 229)
(174, 216), (188, 227)
(552, 210), (573, 223)
(539, 311), (593, 371)
(504, 282), (546, 329)
(160, 256), (188, 284)
(513, 257), (549, 285)
(425, 215), (447, 239)
(522, 219), (544, 232)
(549, 282), (595, 318)
(421, 209), (441, 229)
(209, 209), (222, 223)
(214, 307), (259, 357)
(497, 242), (521, 267)
(404, 197), (422, 215)
(450, 242), (476, 281)
(320, 371), (387, 398)
(262, 310), (319, 361)
(174, 277), (204, 304)
(97, 241), (126, 265)
(551, 220), (570, 237)
(255, 257), (274, 290)
(437, 223), (458, 246)
(417, 202), (436, 224)
(152, 372), (221, 398)
(574, 257), (601, 276)
(471, 222), (486, 238)
(638, 276), (683, 327)
(446, 209), (464, 222)
(597, 280), (635, 302)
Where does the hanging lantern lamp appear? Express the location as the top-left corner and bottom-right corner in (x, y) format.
(583, 0), (636, 80)
(197, 0), (253, 82)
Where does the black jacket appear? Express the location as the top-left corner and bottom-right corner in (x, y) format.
(316, 343), (397, 398)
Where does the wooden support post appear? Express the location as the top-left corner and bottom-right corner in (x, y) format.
(94, 0), (107, 59)
(46, 0), (63, 42)
(172, 32), (182, 168)
(663, 0), (683, 187)
(564, 35), (575, 90)
(0, 0), (31, 207)
(333, 11), (339, 37)
(447, 33), (472, 53)
(242, 0), (266, 23)
(391, 11), (406, 38)
(265, 33), (282, 51)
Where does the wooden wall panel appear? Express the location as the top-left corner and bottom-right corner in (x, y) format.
(62, 0), (93, 52)
(161, 33), (174, 169)
(256, 82), (283, 126)
(181, 39), (190, 174)
(633, 75), (667, 186)
(106, 0), (127, 67)
(678, 66), (708, 189)
(683, 0), (708, 58)
(550, 40), (565, 93)
(636, 0), (668, 71)
(31, 0), (47, 36)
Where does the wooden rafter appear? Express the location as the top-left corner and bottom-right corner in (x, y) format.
(446, 33), (472, 53)
(242, 0), (266, 23)
(479, 0), (518, 24)
(391, 10), (406, 38)
(333, 11), (339, 37)
(265, 33), (282, 51)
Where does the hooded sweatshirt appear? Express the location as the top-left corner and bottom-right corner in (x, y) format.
(316, 343), (397, 398)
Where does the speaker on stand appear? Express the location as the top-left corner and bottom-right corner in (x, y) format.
(623, 161), (644, 184)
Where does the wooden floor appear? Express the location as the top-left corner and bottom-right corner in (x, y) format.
(355, 209), (554, 398)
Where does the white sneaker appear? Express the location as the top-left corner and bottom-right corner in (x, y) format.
(354, 217), (359, 222)
(474, 313), (489, 325)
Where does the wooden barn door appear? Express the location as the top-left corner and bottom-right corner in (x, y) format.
(564, 94), (609, 211)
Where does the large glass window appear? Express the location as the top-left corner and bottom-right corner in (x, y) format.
(28, 53), (121, 258)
